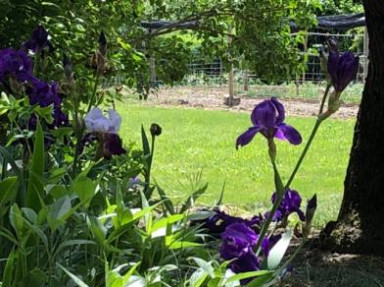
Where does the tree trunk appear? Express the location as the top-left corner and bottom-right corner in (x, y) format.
(321, 0), (384, 255)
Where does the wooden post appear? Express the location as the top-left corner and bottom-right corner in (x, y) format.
(302, 32), (309, 83)
(229, 62), (235, 103)
(243, 69), (249, 92)
(149, 56), (156, 88)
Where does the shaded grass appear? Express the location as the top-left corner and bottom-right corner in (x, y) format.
(117, 103), (355, 227)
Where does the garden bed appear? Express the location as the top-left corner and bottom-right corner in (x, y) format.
(147, 86), (360, 120)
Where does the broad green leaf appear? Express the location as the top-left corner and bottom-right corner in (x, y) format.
(0, 177), (18, 208)
(187, 210), (215, 221)
(58, 264), (89, 287)
(140, 191), (152, 234)
(267, 229), (293, 269)
(245, 273), (274, 287)
(47, 196), (73, 231)
(191, 257), (215, 278)
(167, 240), (202, 250)
(21, 207), (37, 224)
(2, 249), (17, 286)
(189, 269), (208, 287)
(18, 213), (48, 247)
(225, 270), (272, 284)
(71, 176), (98, 207)
(26, 120), (45, 211)
(9, 204), (24, 237)
(151, 214), (185, 234)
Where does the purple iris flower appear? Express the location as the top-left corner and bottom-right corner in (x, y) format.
(236, 97), (302, 149)
(25, 80), (68, 129)
(220, 222), (260, 284)
(102, 133), (126, 158)
(23, 25), (54, 52)
(269, 189), (305, 222)
(220, 222), (257, 262)
(205, 210), (262, 234)
(27, 81), (60, 107)
(327, 50), (359, 93)
(0, 48), (34, 82)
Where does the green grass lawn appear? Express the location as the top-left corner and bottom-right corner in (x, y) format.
(117, 103), (355, 226)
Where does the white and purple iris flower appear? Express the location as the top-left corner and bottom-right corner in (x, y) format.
(82, 108), (126, 158)
(236, 97), (302, 149)
(84, 107), (121, 133)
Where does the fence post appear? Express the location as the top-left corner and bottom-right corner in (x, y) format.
(243, 69), (249, 92)
(229, 61), (235, 102)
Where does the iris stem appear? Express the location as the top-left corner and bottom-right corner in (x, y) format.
(285, 119), (322, 189)
(255, 146), (285, 256)
(319, 84), (331, 115)
(87, 72), (100, 113)
(144, 135), (156, 199)
(285, 85), (331, 189)
(72, 71), (100, 177)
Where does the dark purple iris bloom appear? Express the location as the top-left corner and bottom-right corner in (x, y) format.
(26, 81), (68, 128)
(102, 133), (126, 158)
(236, 97), (302, 149)
(80, 132), (126, 159)
(51, 107), (69, 128)
(23, 25), (54, 52)
(205, 210), (262, 234)
(27, 81), (60, 107)
(0, 48), (33, 82)
(220, 222), (257, 260)
(220, 223), (260, 284)
(327, 50), (359, 93)
(269, 189), (305, 222)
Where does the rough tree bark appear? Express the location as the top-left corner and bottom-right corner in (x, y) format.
(321, 0), (384, 255)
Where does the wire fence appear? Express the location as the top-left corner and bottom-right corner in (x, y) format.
(177, 31), (367, 101)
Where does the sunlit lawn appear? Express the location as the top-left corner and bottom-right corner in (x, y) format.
(117, 103), (355, 226)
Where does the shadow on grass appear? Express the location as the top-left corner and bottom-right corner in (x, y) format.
(281, 238), (384, 287)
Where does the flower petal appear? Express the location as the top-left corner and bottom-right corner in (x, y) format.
(275, 124), (302, 145)
(327, 50), (340, 86)
(295, 208), (306, 221)
(271, 97), (285, 124)
(108, 109), (122, 133)
(84, 108), (109, 132)
(336, 52), (359, 92)
(236, 126), (260, 149)
(251, 100), (276, 128)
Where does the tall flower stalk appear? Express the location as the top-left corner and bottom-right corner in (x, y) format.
(286, 41), (359, 189)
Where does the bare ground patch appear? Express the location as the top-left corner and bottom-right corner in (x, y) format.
(146, 86), (359, 119)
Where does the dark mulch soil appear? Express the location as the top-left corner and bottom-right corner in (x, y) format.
(279, 235), (384, 287)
